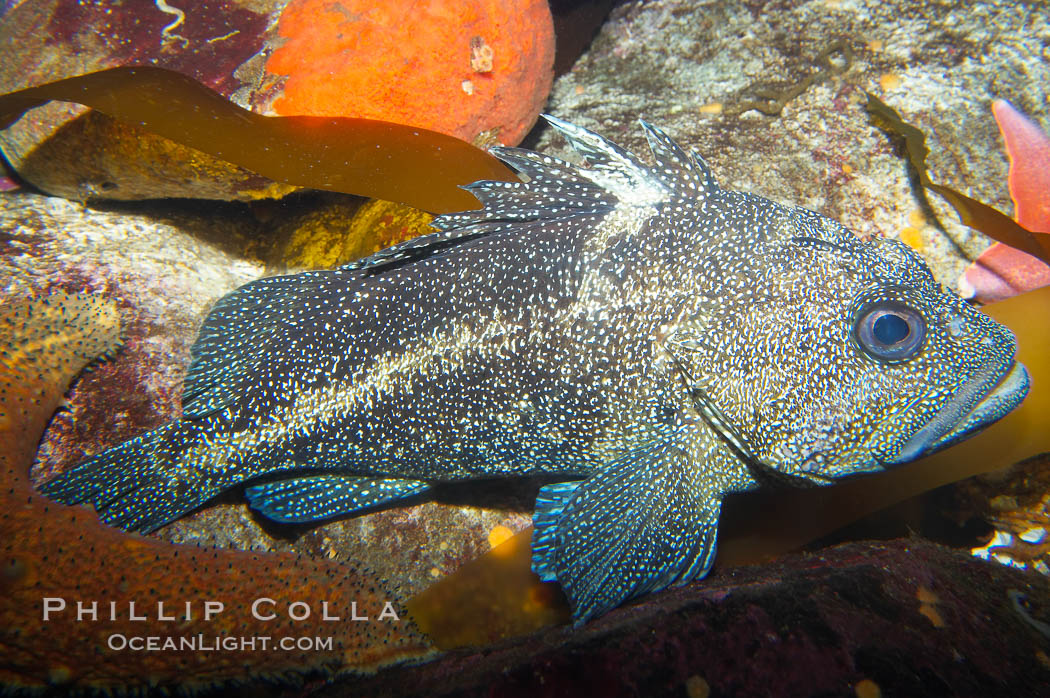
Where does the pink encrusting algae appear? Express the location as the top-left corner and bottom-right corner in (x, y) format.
(995, 99), (1050, 229)
(961, 100), (1050, 303)
(0, 293), (434, 692)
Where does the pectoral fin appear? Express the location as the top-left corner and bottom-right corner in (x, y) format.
(530, 443), (721, 624)
(246, 474), (430, 523)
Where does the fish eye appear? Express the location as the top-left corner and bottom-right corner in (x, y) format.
(854, 301), (926, 362)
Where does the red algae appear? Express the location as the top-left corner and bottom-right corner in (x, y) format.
(993, 99), (1050, 231)
(962, 101), (1050, 303)
(265, 0), (555, 146)
(961, 242), (1050, 304)
(0, 293), (435, 692)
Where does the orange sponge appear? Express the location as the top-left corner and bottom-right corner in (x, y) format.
(265, 0), (555, 146)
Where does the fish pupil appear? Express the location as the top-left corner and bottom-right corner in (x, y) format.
(873, 313), (910, 345)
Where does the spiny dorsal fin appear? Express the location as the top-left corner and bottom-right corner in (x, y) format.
(541, 114), (671, 206)
(434, 145), (618, 231)
(351, 118), (716, 273)
(639, 120), (719, 196)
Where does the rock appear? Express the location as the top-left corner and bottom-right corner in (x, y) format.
(0, 0), (553, 202)
(538, 0), (1050, 290)
(268, 195), (437, 271)
(326, 539), (1050, 697)
(0, 192), (266, 468)
(959, 454), (1050, 577)
(0, 0), (290, 202)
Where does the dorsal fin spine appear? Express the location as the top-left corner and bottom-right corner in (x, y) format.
(421, 118), (719, 269)
(541, 114), (670, 206)
(638, 119), (719, 197)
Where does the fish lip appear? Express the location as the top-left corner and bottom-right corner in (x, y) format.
(888, 360), (1030, 465)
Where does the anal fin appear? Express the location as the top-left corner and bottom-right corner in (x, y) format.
(530, 443), (722, 624)
(246, 474), (430, 524)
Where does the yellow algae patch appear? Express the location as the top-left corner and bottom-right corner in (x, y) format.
(699, 102), (724, 115)
(916, 585), (938, 604)
(917, 585), (945, 627)
(345, 199), (436, 261)
(685, 674), (711, 698)
(407, 528), (569, 649)
(854, 678), (882, 698)
(908, 210), (927, 227)
(919, 604), (946, 628)
(879, 73), (902, 91)
(899, 211), (928, 250)
(274, 198), (435, 270)
(488, 524), (515, 552)
(899, 226), (924, 250)
(1037, 650), (1050, 668)
(275, 198), (366, 269)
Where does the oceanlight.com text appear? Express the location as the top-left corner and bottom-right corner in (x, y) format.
(106, 634), (334, 652)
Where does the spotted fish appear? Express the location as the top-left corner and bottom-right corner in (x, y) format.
(41, 117), (1030, 623)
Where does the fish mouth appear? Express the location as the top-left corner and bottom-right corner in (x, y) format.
(888, 360), (1030, 465)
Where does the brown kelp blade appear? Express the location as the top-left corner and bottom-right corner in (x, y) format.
(0, 66), (516, 213)
(410, 286), (1050, 647)
(865, 93), (1050, 264)
(407, 528), (570, 649)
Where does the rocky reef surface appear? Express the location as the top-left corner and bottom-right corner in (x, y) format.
(329, 538), (1050, 698)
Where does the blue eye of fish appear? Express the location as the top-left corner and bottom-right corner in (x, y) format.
(854, 301), (926, 361)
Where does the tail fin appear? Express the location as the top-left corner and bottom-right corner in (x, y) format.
(39, 422), (221, 533)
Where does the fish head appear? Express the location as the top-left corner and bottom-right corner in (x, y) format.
(440, 114), (1027, 486)
(666, 203), (1029, 484)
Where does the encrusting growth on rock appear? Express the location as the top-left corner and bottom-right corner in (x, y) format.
(0, 292), (435, 693)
